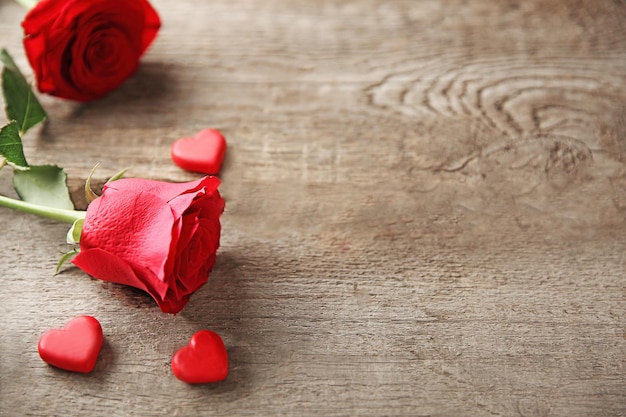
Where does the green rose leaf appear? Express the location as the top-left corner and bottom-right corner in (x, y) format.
(13, 164), (74, 210)
(0, 120), (28, 168)
(0, 48), (47, 135)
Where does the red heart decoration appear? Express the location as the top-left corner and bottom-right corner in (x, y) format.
(38, 316), (103, 373)
(171, 128), (227, 174)
(171, 330), (228, 384)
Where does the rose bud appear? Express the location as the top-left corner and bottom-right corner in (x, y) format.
(72, 176), (224, 314)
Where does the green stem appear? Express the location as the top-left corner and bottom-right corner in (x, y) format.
(0, 194), (85, 224)
(14, 0), (38, 9)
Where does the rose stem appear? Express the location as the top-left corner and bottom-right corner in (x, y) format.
(13, 0), (38, 10)
(0, 194), (85, 224)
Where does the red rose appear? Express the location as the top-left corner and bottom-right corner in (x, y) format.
(21, 0), (160, 102)
(72, 176), (225, 314)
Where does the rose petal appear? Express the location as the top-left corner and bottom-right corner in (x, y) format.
(73, 247), (167, 301)
(103, 176), (220, 207)
(80, 186), (175, 297)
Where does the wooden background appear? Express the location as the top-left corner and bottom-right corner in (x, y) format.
(1, 0), (625, 415)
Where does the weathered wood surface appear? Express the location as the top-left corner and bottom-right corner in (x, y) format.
(1, 0), (625, 415)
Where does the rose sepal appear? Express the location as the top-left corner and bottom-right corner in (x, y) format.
(14, 0), (38, 10)
(55, 248), (79, 275)
(67, 218), (84, 244)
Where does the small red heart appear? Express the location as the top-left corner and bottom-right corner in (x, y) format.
(171, 330), (228, 384)
(171, 128), (227, 174)
(38, 316), (103, 373)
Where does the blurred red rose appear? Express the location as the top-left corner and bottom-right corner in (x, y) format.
(72, 176), (225, 314)
(21, 0), (161, 102)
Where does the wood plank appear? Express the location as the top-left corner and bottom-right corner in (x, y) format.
(0, 0), (625, 415)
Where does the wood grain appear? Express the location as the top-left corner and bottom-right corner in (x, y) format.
(0, 0), (625, 416)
